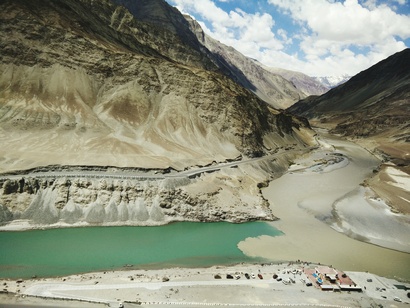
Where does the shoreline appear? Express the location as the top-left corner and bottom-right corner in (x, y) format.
(0, 215), (278, 232)
(1, 262), (409, 307)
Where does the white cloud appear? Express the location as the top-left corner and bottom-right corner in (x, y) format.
(393, 0), (406, 5)
(269, 0), (410, 44)
(170, 0), (285, 55)
(267, 0), (410, 75)
(277, 28), (292, 45)
(168, 0), (409, 77)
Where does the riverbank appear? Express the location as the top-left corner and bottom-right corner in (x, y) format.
(1, 262), (409, 307)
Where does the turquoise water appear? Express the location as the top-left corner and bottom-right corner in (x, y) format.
(0, 222), (282, 278)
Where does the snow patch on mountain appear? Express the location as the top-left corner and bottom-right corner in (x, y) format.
(313, 75), (351, 88)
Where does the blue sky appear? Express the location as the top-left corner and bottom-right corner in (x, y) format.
(165, 0), (410, 77)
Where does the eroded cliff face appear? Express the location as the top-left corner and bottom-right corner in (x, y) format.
(0, 153), (302, 227)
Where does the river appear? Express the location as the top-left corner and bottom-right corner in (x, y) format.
(1, 133), (409, 281)
(238, 133), (410, 282)
(0, 221), (281, 279)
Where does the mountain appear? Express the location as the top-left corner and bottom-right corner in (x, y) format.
(0, 0), (313, 173)
(313, 75), (351, 88)
(0, 0), (316, 226)
(262, 65), (329, 97)
(288, 48), (410, 165)
(185, 15), (328, 109)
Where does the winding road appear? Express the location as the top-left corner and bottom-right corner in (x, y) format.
(0, 147), (313, 182)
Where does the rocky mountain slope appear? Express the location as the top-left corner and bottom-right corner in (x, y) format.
(263, 65), (329, 98)
(0, 0), (316, 227)
(0, 0), (314, 171)
(185, 16), (328, 110)
(288, 48), (410, 164)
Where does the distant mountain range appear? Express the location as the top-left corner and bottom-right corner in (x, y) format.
(185, 15), (329, 109)
(262, 65), (330, 97)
